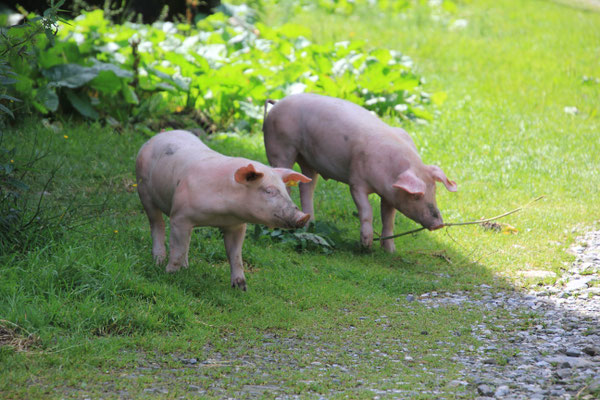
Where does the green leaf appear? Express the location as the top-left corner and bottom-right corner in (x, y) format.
(37, 86), (59, 112)
(90, 70), (121, 95)
(43, 64), (99, 88)
(0, 103), (15, 118)
(0, 94), (21, 102)
(65, 89), (99, 119)
(90, 61), (134, 79)
(0, 76), (17, 85)
(121, 83), (139, 105)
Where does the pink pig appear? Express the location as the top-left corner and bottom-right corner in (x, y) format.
(263, 93), (457, 253)
(135, 130), (311, 290)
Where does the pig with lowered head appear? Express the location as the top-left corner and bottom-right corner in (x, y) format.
(136, 130), (311, 290)
(263, 93), (457, 253)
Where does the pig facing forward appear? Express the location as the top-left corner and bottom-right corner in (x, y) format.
(136, 130), (311, 290)
(263, 93), (457, 253)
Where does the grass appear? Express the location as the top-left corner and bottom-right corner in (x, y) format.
(1, 0), (600, 398)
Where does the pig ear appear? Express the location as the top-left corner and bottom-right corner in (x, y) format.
(273, 168), (312, 186)
(392, 169), (426, 195)
(234, 164), (264, 184)
(428, 165), (457, 192)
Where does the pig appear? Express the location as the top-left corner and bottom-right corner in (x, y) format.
(135, 130), (311, 290)
(262, 93), (457, 253)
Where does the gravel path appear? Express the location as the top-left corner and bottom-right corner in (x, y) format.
(417, 226), (600, 399)
(117, 226), (600, 399)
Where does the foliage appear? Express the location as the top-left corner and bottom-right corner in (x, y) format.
(252, 220), (346, 253)
(0, 0), (66, 121)
(0, 132), (72, 255)
(2, 6), (439, 132)
(0, 1), (73, 255)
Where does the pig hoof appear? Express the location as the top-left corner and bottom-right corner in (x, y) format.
(360, 246), (373, 253)
(153, 254), (166, 265)
(165, 264), (180, 273)
(382, 241), (396, 253)
(231, 278), (247, 291)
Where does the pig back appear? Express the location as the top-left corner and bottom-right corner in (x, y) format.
(137, 131), (215, 215)
(266, 94), (391, 183)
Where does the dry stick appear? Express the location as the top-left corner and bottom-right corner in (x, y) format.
(374, 195), (545, 241)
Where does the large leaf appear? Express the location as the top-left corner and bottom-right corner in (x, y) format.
(0, 103), (15, 118)
(43, 62), (132, 90)
(37, 86), (59, 112)
(90, 61), (134, 79)
(65, 89), (99, 119)
(90, 70), (121, 95)
(43, 64), (99, 88)
(121, 83), (139, 105)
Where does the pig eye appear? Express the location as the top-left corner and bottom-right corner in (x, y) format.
(411, 193), (424, 201)
(263, 186), (277, 196)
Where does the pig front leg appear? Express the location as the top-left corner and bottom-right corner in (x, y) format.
(166, 216), (193, 273)
(223, 224), (247, 291)
(298, 160), (319, 222)
(380, 198), (397, 253)
(350, 185), (374, 250)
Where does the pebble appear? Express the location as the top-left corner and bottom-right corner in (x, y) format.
(565, 348), (581, 357)
(494, 385), (510, 397)
(583, 346), (600, 356)
(477, 384), (494, 397)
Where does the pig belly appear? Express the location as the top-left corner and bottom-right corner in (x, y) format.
(298, 149), (351, 182)
(296, 130), (354, 183)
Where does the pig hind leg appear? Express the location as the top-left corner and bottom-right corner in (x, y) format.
(297, 156), (319, 222)
(166, 215), (193, 273)
(222, 224), (247, 291)
(264, 138), (298, 170)
(138, 187), (167, 264)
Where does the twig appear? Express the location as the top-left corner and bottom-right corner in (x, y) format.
(374, 195), (545, 241)
(575, 384), (588, 399)
(0, 319), (33, 337)
(40, 343), (85, 354)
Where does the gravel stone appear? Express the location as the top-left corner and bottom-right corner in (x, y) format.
(583, 346), (600, 356)
(554, 368), (572, 380)
(494, 385), (510, 397)
(477, 384), (494, 396)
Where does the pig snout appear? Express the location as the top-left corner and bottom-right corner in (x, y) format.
(424, 215), (444, 231)
(428, 223), (445, 231)
(272, 207), (311, 229)
(422, 203), (444, 231)
(295, 212), (311, 228)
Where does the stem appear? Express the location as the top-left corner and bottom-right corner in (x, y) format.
(374, 195), (545, 241)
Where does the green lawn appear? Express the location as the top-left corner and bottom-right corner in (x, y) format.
(1, 0), (599, 398)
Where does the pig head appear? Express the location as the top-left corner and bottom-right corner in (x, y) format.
(136, 130), (311, 290)
(263, 93), (457, 253)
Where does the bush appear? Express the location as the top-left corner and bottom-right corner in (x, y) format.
(2, 5), (441, 133)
